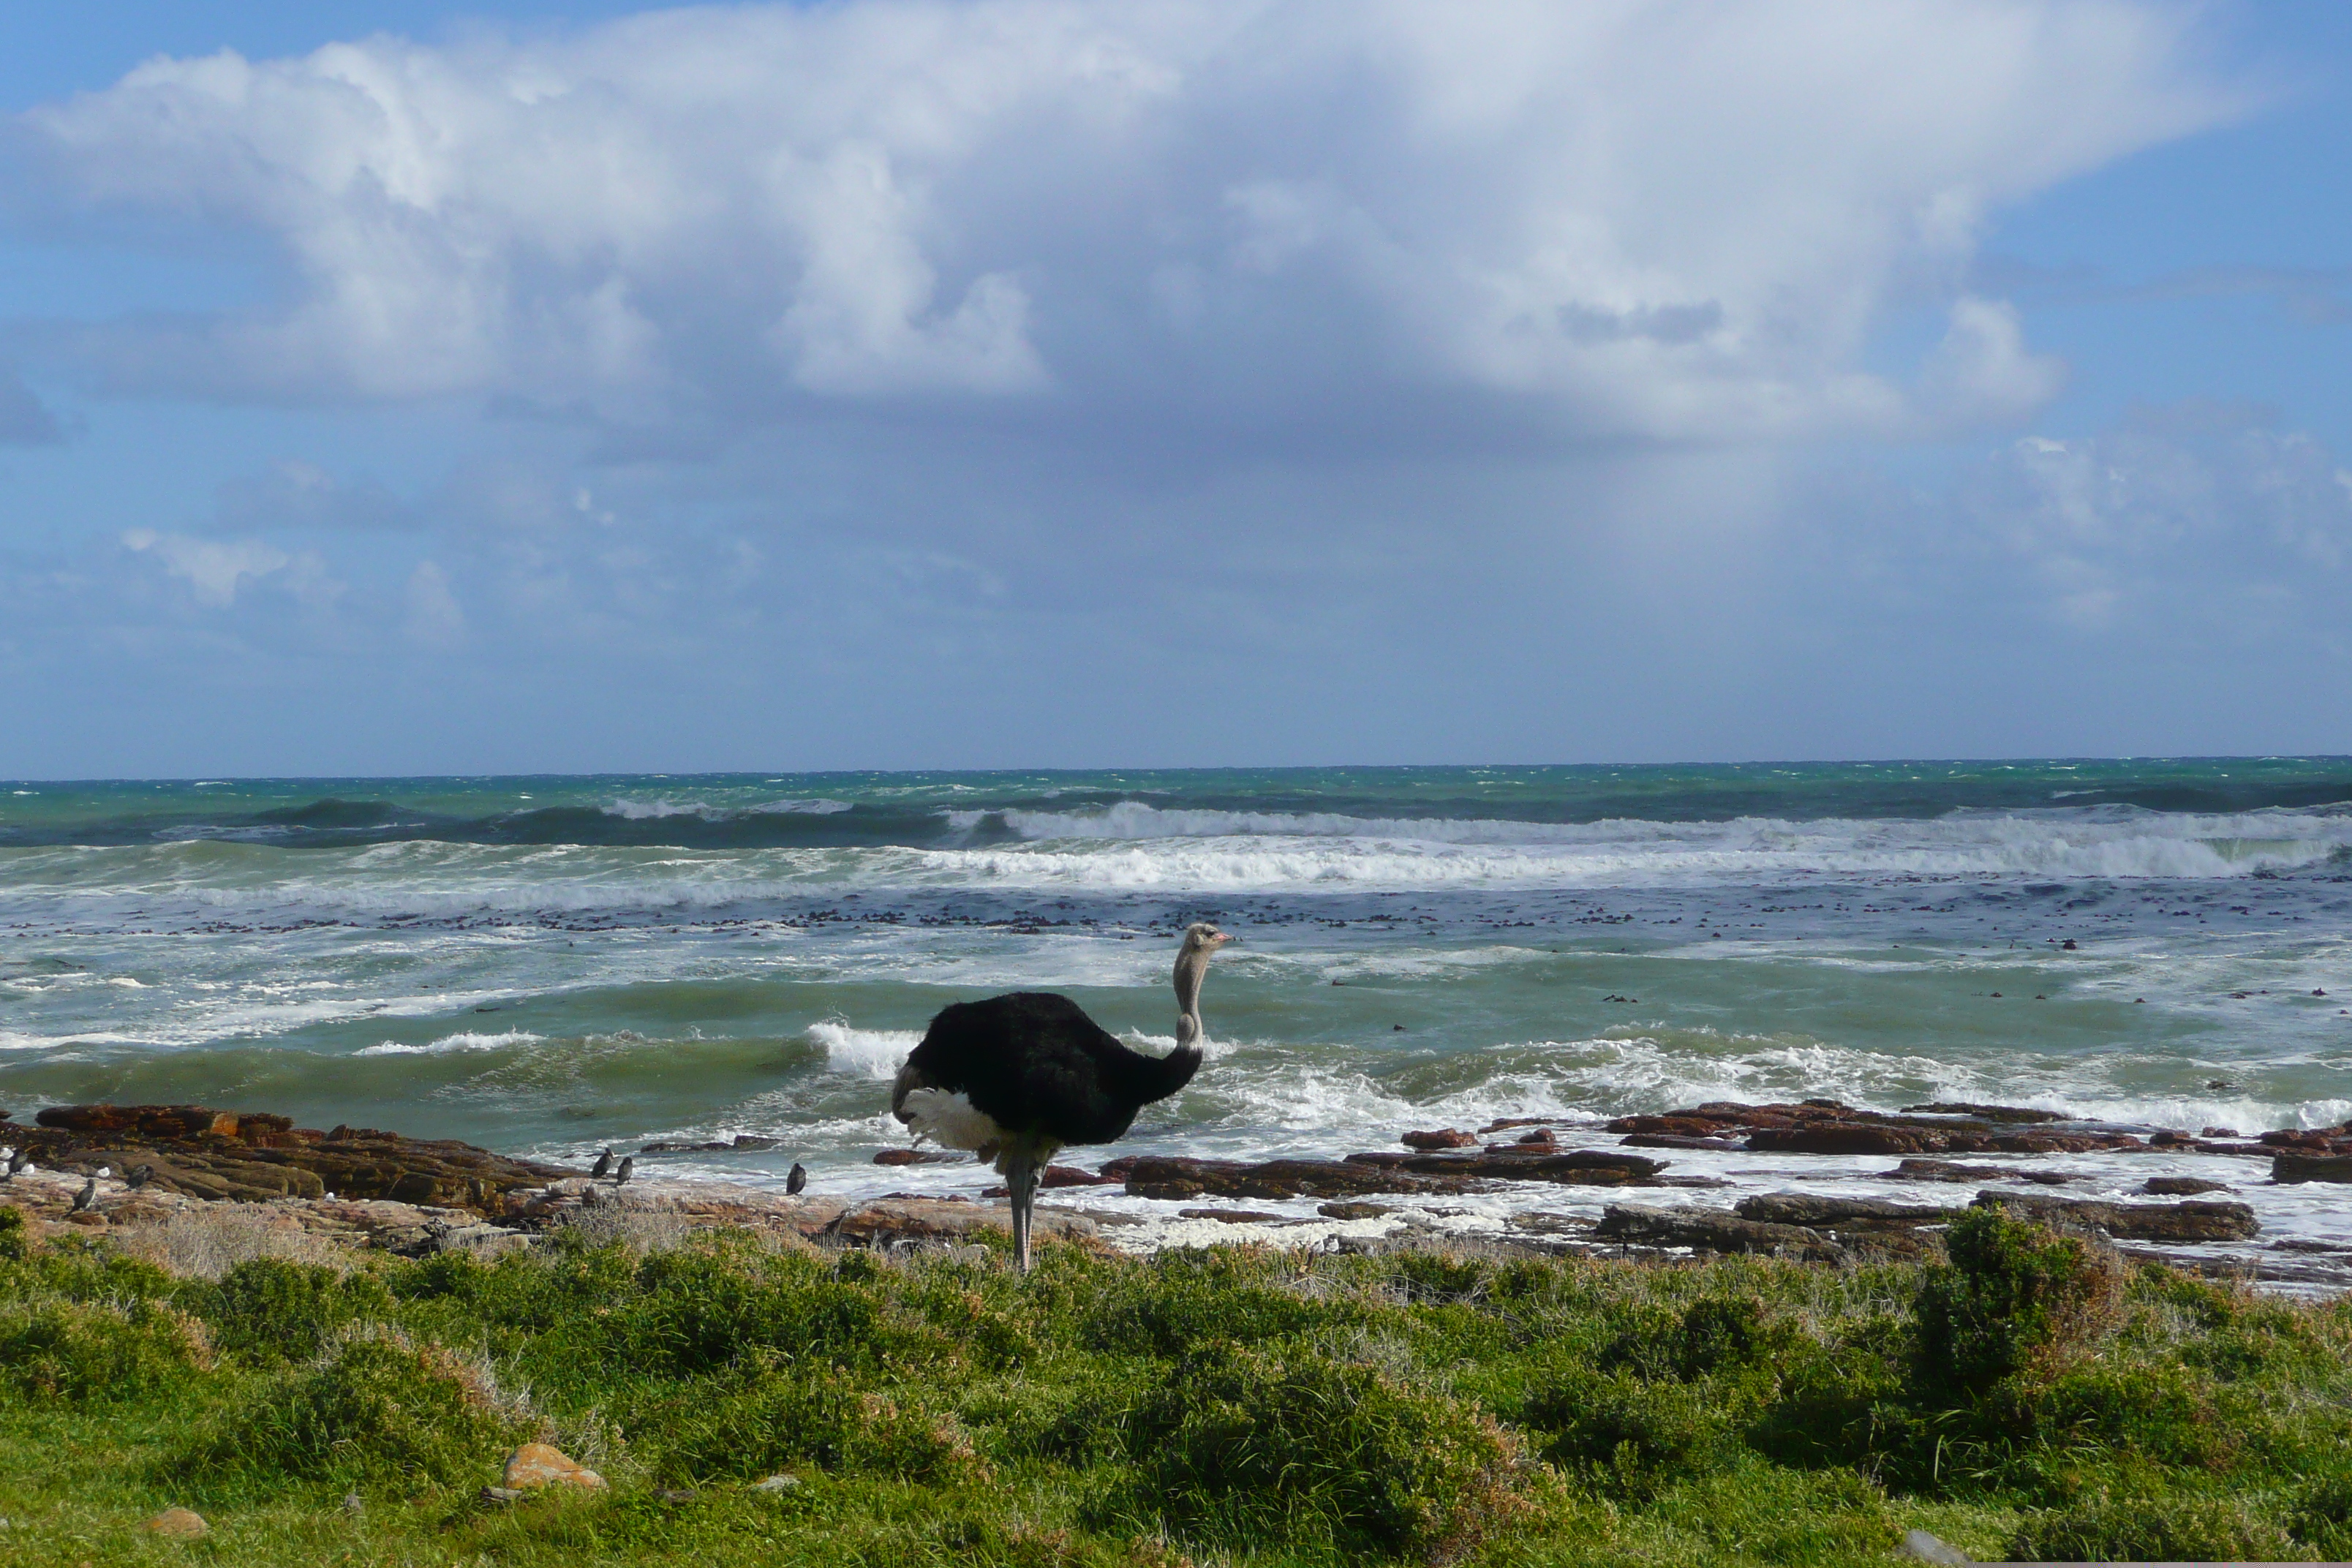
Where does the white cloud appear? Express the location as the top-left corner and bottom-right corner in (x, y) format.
(121, 529), (342, 608)
(403, 559), (466, 645)
(18, 0), (2240, 443)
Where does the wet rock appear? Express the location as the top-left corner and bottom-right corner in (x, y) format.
(1735, 1194), (1959, 1229)
(1401, 1128), (1477, 1150)
(503, 1443), (608, 1492)
(2273, 1153), (2352, 1184)
(1317, 1200), (1395, 1221)
(1618, 1133), (1745, 1151)
(1885, 1159), (2082, 1186)
(1594, 1205), (1842, 1260)
(144, 1507), (209, 1539)
(1178, 1207), (1292, 1224)
(1123, 1156), (1491, 1201)
(1972, 1190), (2258, 1242)
(1747, 1125), (1948, 1156)
(1899, 1102), (2069, 1123)
(1477, 1116), (1556, 1134)
(1040, 1164), (1115, 1187)
(2142, 1176), (2231, 1196)
(873, 1148), (963, 1166)
(1379, 1147), (1668, 1186)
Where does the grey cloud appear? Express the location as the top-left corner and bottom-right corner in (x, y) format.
(215, 461), (410, 531)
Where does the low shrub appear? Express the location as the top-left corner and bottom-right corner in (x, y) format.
(181, 1256), (391, 1366)
(1113, 1341), (1531, 1560)
(2011, 1486), (2296, 1563)
(0, 1297), (211, 1401)
(186, 1330), (527, 1492)
(1527, 1366), (1750, 1498)
(0, 1205), (24, 1262)
(649, 1363), (984, 1483)
(1915, 1208), (2122, 1396)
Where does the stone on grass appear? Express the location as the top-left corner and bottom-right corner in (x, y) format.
(145, 1508), (209, 1539)
(753, 1473), (802, 1493)
(502, 1442), (608, 1492)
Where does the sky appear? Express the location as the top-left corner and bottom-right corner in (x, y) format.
(1, 0), (2348, 777)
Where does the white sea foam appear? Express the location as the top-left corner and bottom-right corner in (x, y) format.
(356, 1030), (544, 1057)
(603, 796), (852, 821)
(807, 1018), (921, 1079)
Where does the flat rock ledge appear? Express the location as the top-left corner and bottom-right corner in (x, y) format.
(1603, 1096), (2352, 1162)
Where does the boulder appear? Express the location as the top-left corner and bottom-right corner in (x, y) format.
(1735, 1194), (1959, 1229)
(1401, 1128), (1477, 1150)
(1178, 1207), (1292, 1224)
(1747, 1125), (1949, 1156)
(1619, 1134), (1745, 1152)
(502, 1443), (608, 1492)
(872, 1148), (962, 1166)
(1594, 1205), (1842, 1260)
(1972, 1190), (2258, 1243)
(1317, 1201), (1395, 1221)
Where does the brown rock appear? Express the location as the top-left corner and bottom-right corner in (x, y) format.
(144, 1507), (209, 1539)
(1386, 1147), (1667, 1185)
(1317, 1200), (1395, 1221)
(872, 1148), (962, 1166)
(1040, 1164), (1115, 1187)
(1972, 1190), (2258, 1242)
(1401, 1128), (1477, 1150)
(2141, 1177), (2230, 1196)
(1178, 1207), (1291, 1224)
(502, 1443), (608, 1492)
(1747, 1125), (1950, 1156)
(1594, 1205), (1842, 1260)
(1619, 1133), (1745, 1151)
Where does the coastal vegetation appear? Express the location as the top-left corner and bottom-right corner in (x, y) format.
(2, 1202), (2351, 1565)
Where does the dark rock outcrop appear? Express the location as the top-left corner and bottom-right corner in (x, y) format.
(1358, 1146), (1668, 1186)
(1116, 1156), (1493, 1202)
(1610, 1098), (2145, 1157)
(1594, 1205), (1842, 1260)
(1972, 1190), (2258, 1243)
(2141, 1176), (2230, 1196)
(2273, 1153), (2352, 1184)
(1735, 1194), (1959, 1229)
(1401, 1128), (1477, 1150)
(1884, 1159), (2082, 1186)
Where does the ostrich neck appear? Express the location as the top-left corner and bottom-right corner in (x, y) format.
(1173, 947), (1210, 1048)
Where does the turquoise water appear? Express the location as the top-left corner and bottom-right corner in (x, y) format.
(4, 761), (2351, 1246)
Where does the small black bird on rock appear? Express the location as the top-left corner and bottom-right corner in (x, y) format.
(4, 1147), (27, 1177)
(786, 1162), (807, 1195)
(591, 1147), (614, 1178)
(614, 1156), (634, 1186)
(70, 1176), (99, 1213)
(127, 1164), (154, 1190)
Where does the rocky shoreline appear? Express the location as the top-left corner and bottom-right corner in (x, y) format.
(2, 1095), (2346, 1284)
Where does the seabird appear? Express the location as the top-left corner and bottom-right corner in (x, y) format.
(126, 1164), (154, 1190)
(786, 1162), (807, 1195)
(69, 1177), (99, 1213)
(614, 1156), (633, 1185)
(591, 1147), (614, 1179)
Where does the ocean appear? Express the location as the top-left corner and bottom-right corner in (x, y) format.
(4, 761), (2351, 1260)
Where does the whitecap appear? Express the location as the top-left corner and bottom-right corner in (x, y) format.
(355, 1029), (544, 1057)
(806, 1017), (922, 1079)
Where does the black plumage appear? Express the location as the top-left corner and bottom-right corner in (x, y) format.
(591, 1147), (614, 1179)
(614, 1156), (634, 1185)
(892, 923), (1230, 1270)
(786, 1162), (807, 1195)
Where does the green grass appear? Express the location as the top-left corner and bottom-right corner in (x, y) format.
(1, 1202), (2350, 1565)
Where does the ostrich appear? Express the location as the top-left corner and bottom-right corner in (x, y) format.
(892, 921), (1232, 1271)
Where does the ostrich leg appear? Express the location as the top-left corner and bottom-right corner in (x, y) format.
(1006, 1153), (1039, 1273)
